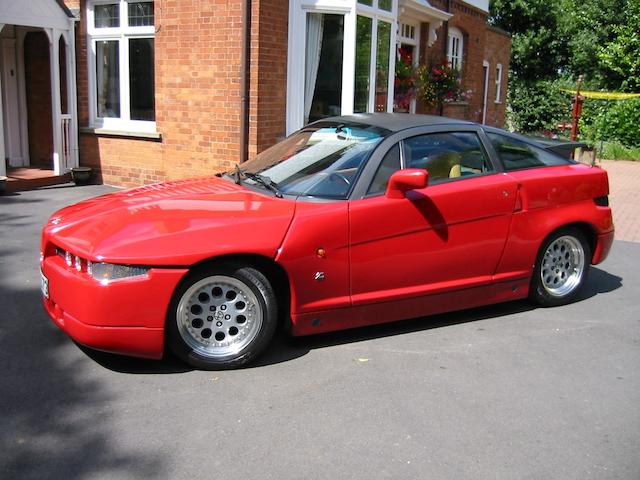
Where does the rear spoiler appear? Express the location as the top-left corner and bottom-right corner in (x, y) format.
(520, 134), (589, 159)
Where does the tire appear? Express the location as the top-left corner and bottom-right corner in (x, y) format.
(166, 263), (278, 369)
(529, 227), (591, 306)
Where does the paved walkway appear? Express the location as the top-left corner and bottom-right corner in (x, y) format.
(599, 160), (640, 243)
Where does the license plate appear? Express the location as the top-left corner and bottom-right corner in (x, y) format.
(41, 270), (49, 299)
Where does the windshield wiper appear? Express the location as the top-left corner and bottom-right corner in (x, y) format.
(231, 164), (283, 198)
(234, 164), (243, 185)
(243, 171), (283, 198)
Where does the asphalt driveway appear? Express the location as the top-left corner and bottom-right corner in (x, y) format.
(1, 183), (639, 480)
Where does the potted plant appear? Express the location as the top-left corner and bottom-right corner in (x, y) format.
(71, 166), (93, 185)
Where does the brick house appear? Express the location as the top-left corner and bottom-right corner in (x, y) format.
(0, 0), (510, 187)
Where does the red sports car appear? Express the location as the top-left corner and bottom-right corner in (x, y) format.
(41, 114), (614, 369)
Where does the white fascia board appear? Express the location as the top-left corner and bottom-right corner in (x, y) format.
(398, 0), (452, 23)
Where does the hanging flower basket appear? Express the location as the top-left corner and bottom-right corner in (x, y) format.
(416, 61), (472, 110)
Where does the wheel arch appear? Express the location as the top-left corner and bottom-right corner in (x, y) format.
(540, 221), (597, 264)
(185, 253), (292, 330)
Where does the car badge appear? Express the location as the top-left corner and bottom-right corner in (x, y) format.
(50, 217), (62, 225)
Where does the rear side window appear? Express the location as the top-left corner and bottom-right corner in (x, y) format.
(403, 132), (494, 184)
(487, 132), (570, 171)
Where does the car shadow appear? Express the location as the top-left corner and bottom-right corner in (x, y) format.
(255, 266), (623, 367)
(78, 344), (194, 374)
(574, 265), (623, 300)
(83, 266), (622, 373)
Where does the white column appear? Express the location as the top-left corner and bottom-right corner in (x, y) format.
(48, 28), (63, 174)
(16, 28), (29, 166)
(0, 23), (5, 178)
(66, 23), (78, 168)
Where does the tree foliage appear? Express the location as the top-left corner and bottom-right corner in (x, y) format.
(489, 0), (568, 81)
(598, 1), (640, 91)
(490, 0), (640, 135)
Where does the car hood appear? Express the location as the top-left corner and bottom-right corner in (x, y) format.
(43, 177), (296, 265)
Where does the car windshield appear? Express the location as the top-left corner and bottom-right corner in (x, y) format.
(231, 122), (389, 199)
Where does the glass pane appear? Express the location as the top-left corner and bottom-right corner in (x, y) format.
(404, 132), (493, 183)
(238, 122), (389, 199)
(95, 4), (119, 28)
(367, 143), (400, 195)
(354, 16), (372, 113)
(379, 0), (392, 11)
(375, 20), (391, 112)
(59, 37), (68, 114)
(487, 133), (570, 171)
(128, 2), (154, 27)
(129, 38), (155, 121)
(96, 40), (120, 118)
(305, 14), (344, 124)
(357, 0), (373, 5)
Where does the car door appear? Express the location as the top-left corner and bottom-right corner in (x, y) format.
(349, 128), (519, 309)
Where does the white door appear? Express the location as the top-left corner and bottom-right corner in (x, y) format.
(1, 38), (25, 167)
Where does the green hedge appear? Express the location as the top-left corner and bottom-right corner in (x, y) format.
(580, 98), (640, 147)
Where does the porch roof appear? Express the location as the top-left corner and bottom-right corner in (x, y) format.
(398, 0), (452, 23)
(0, 0), (74, 31)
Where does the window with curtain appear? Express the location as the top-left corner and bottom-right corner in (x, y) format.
(304, 13), (344, 124)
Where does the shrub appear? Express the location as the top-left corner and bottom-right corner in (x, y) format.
(507, 79), (571, 133)
(581, 98), (640, 148)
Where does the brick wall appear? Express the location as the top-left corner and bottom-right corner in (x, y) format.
(68, 0), (287, 188)
(249, 0), (288, 157)
(417, 0), (511, 127)
(65, 0), (509, 188)
(483, 26), (511, 127)
(24, 31), (54, 166)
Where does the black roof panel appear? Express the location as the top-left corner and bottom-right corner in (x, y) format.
(317, 113), (474, 132)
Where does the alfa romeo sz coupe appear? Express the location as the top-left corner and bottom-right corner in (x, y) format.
(41, 114), (614, 369)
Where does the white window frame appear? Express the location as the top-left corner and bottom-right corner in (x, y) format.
(397, 20), (420, 113)
(286, 0), (397, 135)
(495, 63), (503, 103)
(354, 1), (396, 114)
(447, 26), (463, 71)
(87, 0), (156, 133)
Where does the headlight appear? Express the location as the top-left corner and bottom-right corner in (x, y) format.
(89, 262), (149, 284)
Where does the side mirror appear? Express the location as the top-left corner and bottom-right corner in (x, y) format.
(385, 168), (428, 199)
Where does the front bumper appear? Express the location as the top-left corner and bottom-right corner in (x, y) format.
(41, 253), (188, 359)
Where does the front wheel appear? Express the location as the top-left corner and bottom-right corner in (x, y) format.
(167, 264), (277, 369)
(530, 227), (591, 306)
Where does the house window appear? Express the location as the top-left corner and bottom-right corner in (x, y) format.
(304, 13), (344, 123)
(447, 26), (463, 70)
(287, 0), (397, 134)
(88, 0), (155, 132)
(400, 23), (416, 42)
(495, 63), (503, 103)
(354, 0), (396, 114)
(358, 0), (392, 12)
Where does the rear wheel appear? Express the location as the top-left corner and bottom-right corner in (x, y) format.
(530, 227), (591, 306)
(167, 264), (277, 369)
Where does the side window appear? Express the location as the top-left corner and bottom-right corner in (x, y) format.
(403, 132), (494, 184)
(487, 132), (570, 171)
(367, 144), (401, 195)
